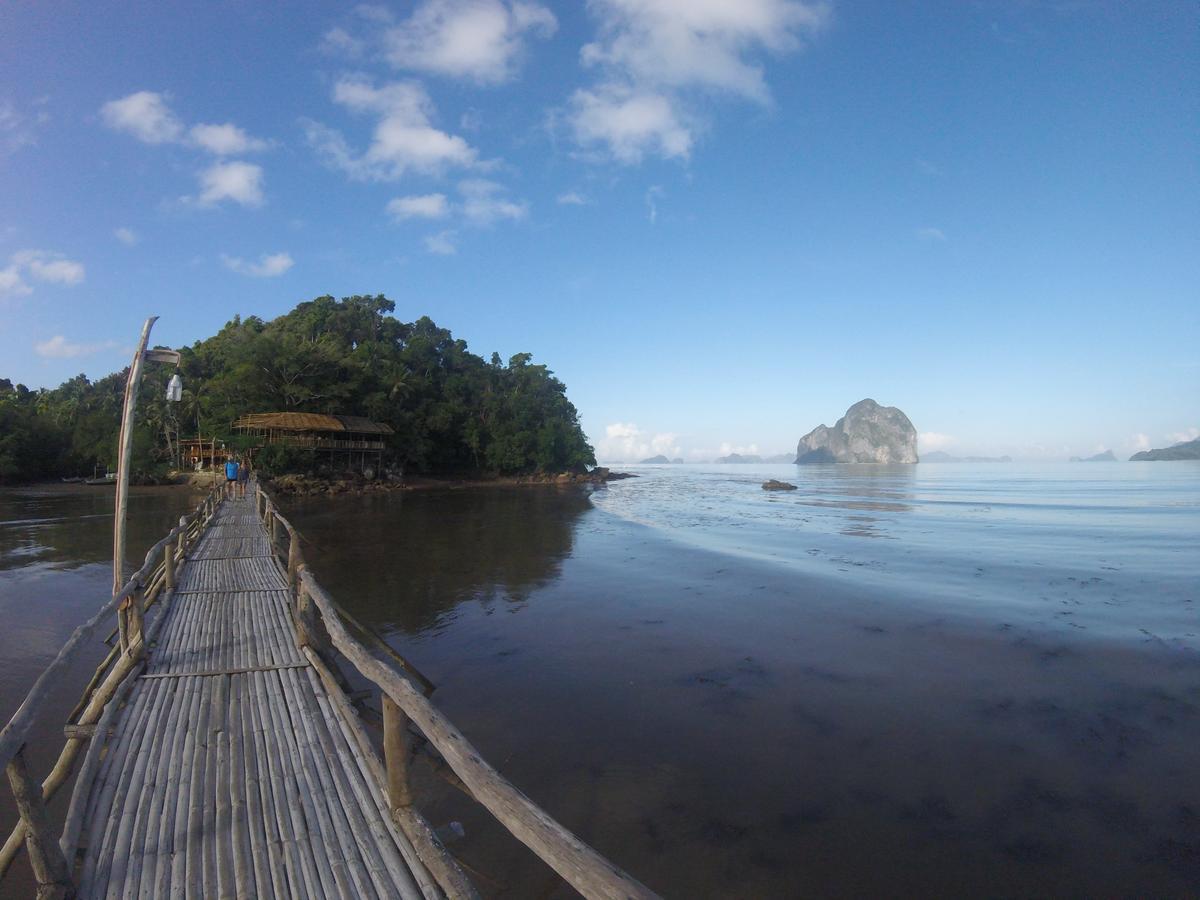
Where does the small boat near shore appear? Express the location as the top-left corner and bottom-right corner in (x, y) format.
(83, 473), (117, 486)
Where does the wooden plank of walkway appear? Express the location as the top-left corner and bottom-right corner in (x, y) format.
(71, 494), (438, 899)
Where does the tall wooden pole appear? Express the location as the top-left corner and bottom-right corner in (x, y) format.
(112, 316), (158, 598)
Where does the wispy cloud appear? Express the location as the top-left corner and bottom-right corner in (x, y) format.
(196, 161), (264, 207)
(188, 123), (269, 155)
(386, 193), (450, 220)
(114, 227), (139, 246)
(597, 422), (681, 461)
(304, 77), (477, 181)
(220, 251), (294, 277)
(458, 178), (527, 225)
(556, 191), (588, 206)
(1168, 427), (1199, 445)
(381, 0), (557, 84)
(1, 250), (86, 298)
(101, 91), (269, 155)
(35, 335), (117, 359)
(423, 230), (458, 255)
(917, 226), (946, 241)
(100, 91), (184, 144)
(566, 0), (828, 163)
(645, 184), (663, 223)
(1, 98), (48, 157)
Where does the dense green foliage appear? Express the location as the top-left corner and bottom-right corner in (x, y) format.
(0, 296), (594, 483)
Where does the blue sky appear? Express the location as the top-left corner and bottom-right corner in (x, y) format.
(2, 0), (1196, 461)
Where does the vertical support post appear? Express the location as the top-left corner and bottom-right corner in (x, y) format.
(6, 749), (73, 898)
(382, 695), (412, 810)
(287, 533), (299, 592)
(119, 584), (145, 656)
(112, 315), (158, 598)
(163, 539), (175, 591)
(269, 510), (278, 546)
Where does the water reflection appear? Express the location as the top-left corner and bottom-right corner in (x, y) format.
(279, 487), (592, 634)
(0, 484), (204, 572)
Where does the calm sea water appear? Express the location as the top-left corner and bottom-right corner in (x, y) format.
(0, 465), (1197, 897)
(591, 462), (1200, 641)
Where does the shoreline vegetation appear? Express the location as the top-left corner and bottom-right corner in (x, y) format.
(1, 295), (599, 486)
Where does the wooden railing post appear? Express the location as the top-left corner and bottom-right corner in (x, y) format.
(163, 540), (175, 592)
(118, 584), (145, 657)
(287, 532), (299, 592)
(382, 695), (412, 810)
(5, 748), (73, 898)
(269, 509), (278, 547)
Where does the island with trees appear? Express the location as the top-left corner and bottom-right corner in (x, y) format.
(0, 295), (596, 485)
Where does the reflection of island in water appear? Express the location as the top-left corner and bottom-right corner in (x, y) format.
(280, 487), (592, 634)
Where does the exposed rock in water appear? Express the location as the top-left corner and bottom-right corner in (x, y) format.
(1129, 438), (1200, 461)
(796, 399), (918, 464)
(762, 480), (797, 491)
(1070, 450), (1117, 462)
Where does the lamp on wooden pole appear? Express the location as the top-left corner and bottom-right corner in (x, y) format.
(112, 316), (182, 597)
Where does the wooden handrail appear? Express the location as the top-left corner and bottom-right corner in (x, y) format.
(299, 571), (659, 900)
(0, 482), (220, 886)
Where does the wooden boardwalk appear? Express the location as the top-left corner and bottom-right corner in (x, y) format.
(1, 482), (658, 900)
(73, 493), (434, 899)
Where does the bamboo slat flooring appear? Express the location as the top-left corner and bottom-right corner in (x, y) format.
(72, 494), (433, 899)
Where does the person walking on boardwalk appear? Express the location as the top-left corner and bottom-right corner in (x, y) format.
(237, 455), (251, 497)
(224, 455), (239, 497)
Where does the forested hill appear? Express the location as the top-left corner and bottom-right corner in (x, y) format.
(0, 295), (595, 484)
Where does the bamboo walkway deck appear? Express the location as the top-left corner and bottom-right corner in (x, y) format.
(72, 494), (435, 899)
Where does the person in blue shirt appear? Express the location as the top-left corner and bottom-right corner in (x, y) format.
(224, 457), (239, 496)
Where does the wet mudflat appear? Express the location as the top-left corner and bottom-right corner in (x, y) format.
(281, 464), (1200, 898)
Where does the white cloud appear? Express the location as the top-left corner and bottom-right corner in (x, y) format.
(34, 335), (117, 359)
(0, 265), (30, 297)
(114, 227), (139, 246)
(1131, 433), (1151, 452)
(918, 432), (955, 451)
(1, 100), (46, 156)
(645, 184), (663, 223)
(718, 441), (759, 456)
(221, 251), (294, 277)
(556, 191), (588, 205)
(383, 0), (557, 83)
(356, 3), (395, 23)
(1168, 427), (1199, 445)
(321, 26), (367, 58)
(387, 193), (450, 220)
(458, 178), (527, 224)
(424, 230), (458, 255)
(11, 249), (85, 285)
(197, 161), (264, 207)
(917, 226), (946, 241)
(568, 0), (827, 163)
(597, 422), (681, 461)
(100, 91), (184, 144)
(305, 77), (477, 181)
(189, 122), (269, 155)
(568, 85), (692, 163)
(582, 0), (826, 101)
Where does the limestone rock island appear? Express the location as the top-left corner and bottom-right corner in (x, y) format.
(796, 399), (919, 464)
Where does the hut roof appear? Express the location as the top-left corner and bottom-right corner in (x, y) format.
(233, 412), (394, 435)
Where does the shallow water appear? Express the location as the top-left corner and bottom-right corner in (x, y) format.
(0, 483), (204, 896)
(0, 466), (1197, 897)
(282, 462), (1199, 898)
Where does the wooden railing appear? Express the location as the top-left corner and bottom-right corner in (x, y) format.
(255, 484), (660, 900)
(0, 483), (224, 897)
